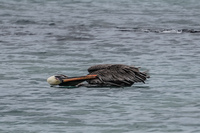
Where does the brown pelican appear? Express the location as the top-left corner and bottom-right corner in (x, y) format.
(47, 64), (149, 87)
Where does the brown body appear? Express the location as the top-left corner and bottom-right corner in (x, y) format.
(86, 64), (149, 87)
(48, 64), (149, 87)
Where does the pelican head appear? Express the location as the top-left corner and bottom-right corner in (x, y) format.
(47, 76), (62, 85)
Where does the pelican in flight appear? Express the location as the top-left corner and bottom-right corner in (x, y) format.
(47, 64), (149, 87)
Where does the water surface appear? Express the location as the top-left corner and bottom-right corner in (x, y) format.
(0, 0), (200, 132)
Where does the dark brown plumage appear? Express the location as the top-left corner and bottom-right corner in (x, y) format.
(86, 64), (149, 87)
(47, 64), (149, 87)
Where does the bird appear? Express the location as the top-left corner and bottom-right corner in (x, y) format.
(47, 64), (149, 87)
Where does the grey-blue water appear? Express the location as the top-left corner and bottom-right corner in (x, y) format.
(1, 0), (200, 132)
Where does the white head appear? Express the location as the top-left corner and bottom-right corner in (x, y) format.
(47, 76), (62, 85)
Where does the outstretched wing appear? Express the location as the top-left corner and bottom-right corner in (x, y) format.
(87, 64), (149, 87)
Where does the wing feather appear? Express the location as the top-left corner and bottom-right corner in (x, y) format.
(87, 64), (149, 86)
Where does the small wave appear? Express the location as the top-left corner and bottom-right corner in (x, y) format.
(15, 19), (37, 25)
(117, 27), (200, 34)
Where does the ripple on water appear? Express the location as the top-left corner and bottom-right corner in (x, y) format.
(1, 0), (200, 133)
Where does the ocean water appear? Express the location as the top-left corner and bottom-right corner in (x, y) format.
(1, 0), (200, 132)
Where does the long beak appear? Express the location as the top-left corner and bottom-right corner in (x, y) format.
(62, 75), (97, 82)
(59, 75), (98, 86)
